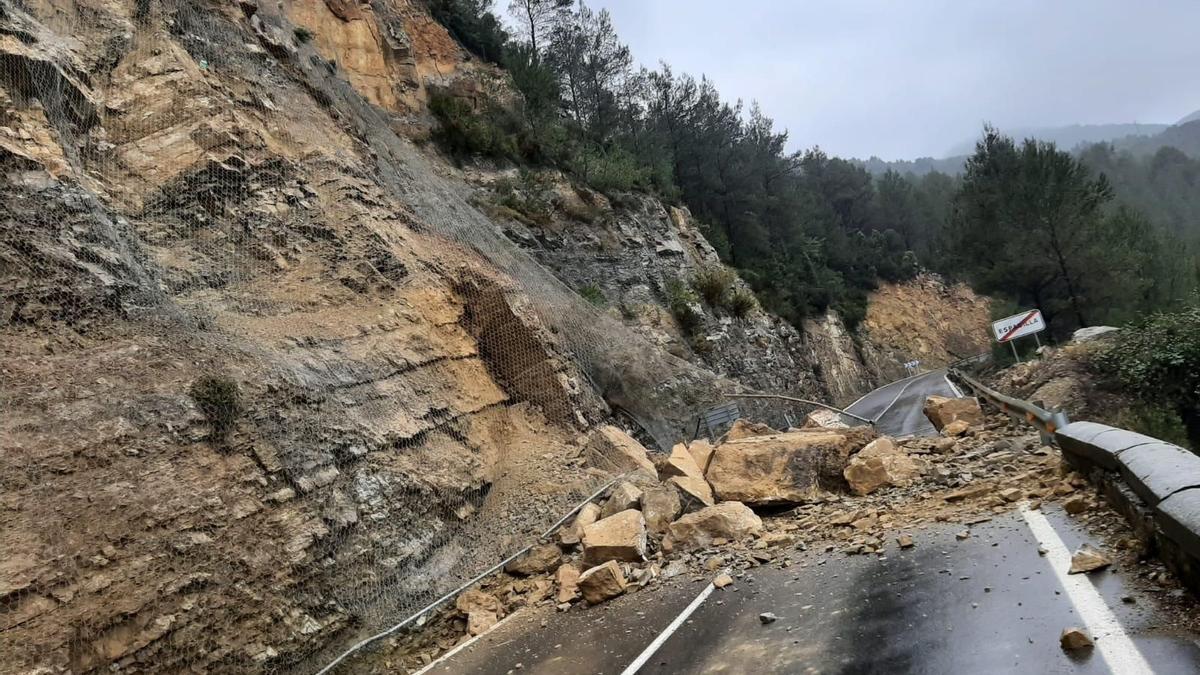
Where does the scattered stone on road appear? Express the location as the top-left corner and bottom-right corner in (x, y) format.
(897, 534), (915, 549)
(555, 563), (581, 603)
(577, 560), (627, 604)
(1060, 627), (1094, 651)
(1068, 544), (1112, 574)
(843, 437), (921, 495)
(1063, 495), (1089, 515)
(759, 612), (778, 624)
(713, 573), (734, 589)
(942, 420), (971, 437)
(956, 530), (970, 541)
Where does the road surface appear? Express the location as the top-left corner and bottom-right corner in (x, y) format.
(419, 373), (1200, 675)
(846, 369), (962, 437)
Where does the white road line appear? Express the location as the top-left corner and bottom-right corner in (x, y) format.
(944, 375), (964, 398)
(1019, 505), (1155, 675)
(872, 376), (919, 423)
(619, 583), (716, 675)
(411, 612), (521, 675)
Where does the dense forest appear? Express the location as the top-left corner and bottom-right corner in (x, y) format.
(427, 0), (1199, 337)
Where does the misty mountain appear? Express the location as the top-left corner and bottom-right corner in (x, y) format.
(944, 122), (1169, 157)
(1177, 109), (1200, 125)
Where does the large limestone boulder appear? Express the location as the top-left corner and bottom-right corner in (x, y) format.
(581, 509), (647, 565)
(600, 481), (643, 519)
(706, 430), (867, 505)
(585, 425), (657, 479)
(555, 563), (581, 603)
(577, 560), (627, 604)
(641, 485), (682, 534)
(663, 501), (763, 551)
(456, 589), (503, 635)
(923, 396), (983, 431)
(720, 419), (779, 442)
(843, 437), (921, 495)
(668, 475), (715, 509)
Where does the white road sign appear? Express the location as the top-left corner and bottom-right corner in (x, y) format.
(992, 309), (1046, 343)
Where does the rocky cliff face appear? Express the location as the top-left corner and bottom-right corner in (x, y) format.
(0, 1), (989, 672)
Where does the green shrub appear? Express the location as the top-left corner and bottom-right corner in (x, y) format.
(492, 171), (554, 225)
(568, 145), (652, 195)
(1095, 306), (1200, 448)
(691, 265), (737, 307)
(665, 277), (704, 335)
(579, 284), (605, 306)
(1113, 404), (1191, 449)
(190, 374), (242, 442)
(293, 27), (314, 43)
(726, 286), (759, 318)
(428, 91), (521, 161)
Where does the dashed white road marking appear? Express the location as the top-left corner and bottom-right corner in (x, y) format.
(1019, 505), (1155, 675)
(619, 582), (716, 675)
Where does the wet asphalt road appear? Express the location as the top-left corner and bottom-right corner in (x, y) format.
(423, 509), (1200, 675)
(423, 373), (1200, 675)
(846, 369), (960, 438)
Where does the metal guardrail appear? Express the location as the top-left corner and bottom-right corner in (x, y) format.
(949, 369), (1070, 439)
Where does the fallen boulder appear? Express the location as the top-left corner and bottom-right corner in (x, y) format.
(661, 444), (706, 482)
(843, 437), (921, 496)
(923, 396), (984, 431)
(600, 481), (643, 519)
(641, 485), (682, 534)
(686, 440), (716, 474)
(466, 609), (498, 636)
(721, 419), (778, 442)
(559, 502), (601, 547)
(555, 563), (581, 603)
(584, 425), (657, 479)
(581, 509), (647, 565)
(664, 501), (762, 551)
(706, 430), (867, 505)
(505, 542), (561, 576)
(577, 560), (627, 604)
(668, 475), (716, 510)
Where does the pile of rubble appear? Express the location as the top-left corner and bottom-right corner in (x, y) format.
(370, 394), (1145, 670)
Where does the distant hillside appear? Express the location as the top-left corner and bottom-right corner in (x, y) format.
(1111, 120), (1200, 158)
(855, 155), (967, 177)
(945, 122), (1170, 157)
(1177, 110), (1200, 125)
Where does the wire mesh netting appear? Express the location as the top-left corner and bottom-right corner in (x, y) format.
(0, 1), (742, 672)
(0, 0), (839, 669)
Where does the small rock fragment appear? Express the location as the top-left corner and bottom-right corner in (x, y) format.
(1068, 545), (1111, 574)
(1060, 627), (1094, 651)
(713, 573), (734, 589)
(897, 534), (914, 549)
(577, 560), (627, 604)
(1063, 496), (1089, 515)
(759, 612), (778, 624)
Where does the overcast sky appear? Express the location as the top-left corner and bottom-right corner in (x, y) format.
(580, 0), (1200, 159)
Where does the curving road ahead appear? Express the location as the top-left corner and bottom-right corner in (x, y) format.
(846, 368), (963, 437)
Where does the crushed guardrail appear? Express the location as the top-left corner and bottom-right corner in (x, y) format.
(948, 369), (1200, 595)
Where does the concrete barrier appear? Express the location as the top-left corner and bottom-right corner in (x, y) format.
(1054, 420), (1200, 594)
(949, 369), (1200, 595)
